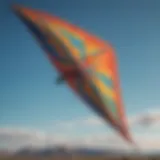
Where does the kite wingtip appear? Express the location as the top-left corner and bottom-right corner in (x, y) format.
(10, 4), (19, 12)
(10, 3), (27, 13)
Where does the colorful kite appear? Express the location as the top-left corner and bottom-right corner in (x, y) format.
(12, 4), (133, 144)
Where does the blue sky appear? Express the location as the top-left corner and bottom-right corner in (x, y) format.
(0, 0), (160, 151)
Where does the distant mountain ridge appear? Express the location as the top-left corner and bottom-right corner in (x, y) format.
(15, 146), (136, 156)
(0, 150), (13, 156)
(1, 146), (160, 157)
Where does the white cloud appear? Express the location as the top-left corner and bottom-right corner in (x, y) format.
(129, 109), (160, 128)
(82, 117), (104, 126)
(1, 108), (160, 152)
(0, 129), (158, 152)
(0, 127), (79, 151)
(53, 108), (160, 130)
(1, 126), (160, 152)
(0, 127), (47, 151)
(50, 107), (160, 151)
(52, 116), (104, 130)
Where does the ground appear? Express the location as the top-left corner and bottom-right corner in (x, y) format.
(0, 155), (159, 160)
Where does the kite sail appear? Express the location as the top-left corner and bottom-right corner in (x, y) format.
(12, 4), (133, 144)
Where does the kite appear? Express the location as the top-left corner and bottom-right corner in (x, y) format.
(12, 4), (134, 144)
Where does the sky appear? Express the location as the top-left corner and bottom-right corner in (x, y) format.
(0, 0), (160, 152)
